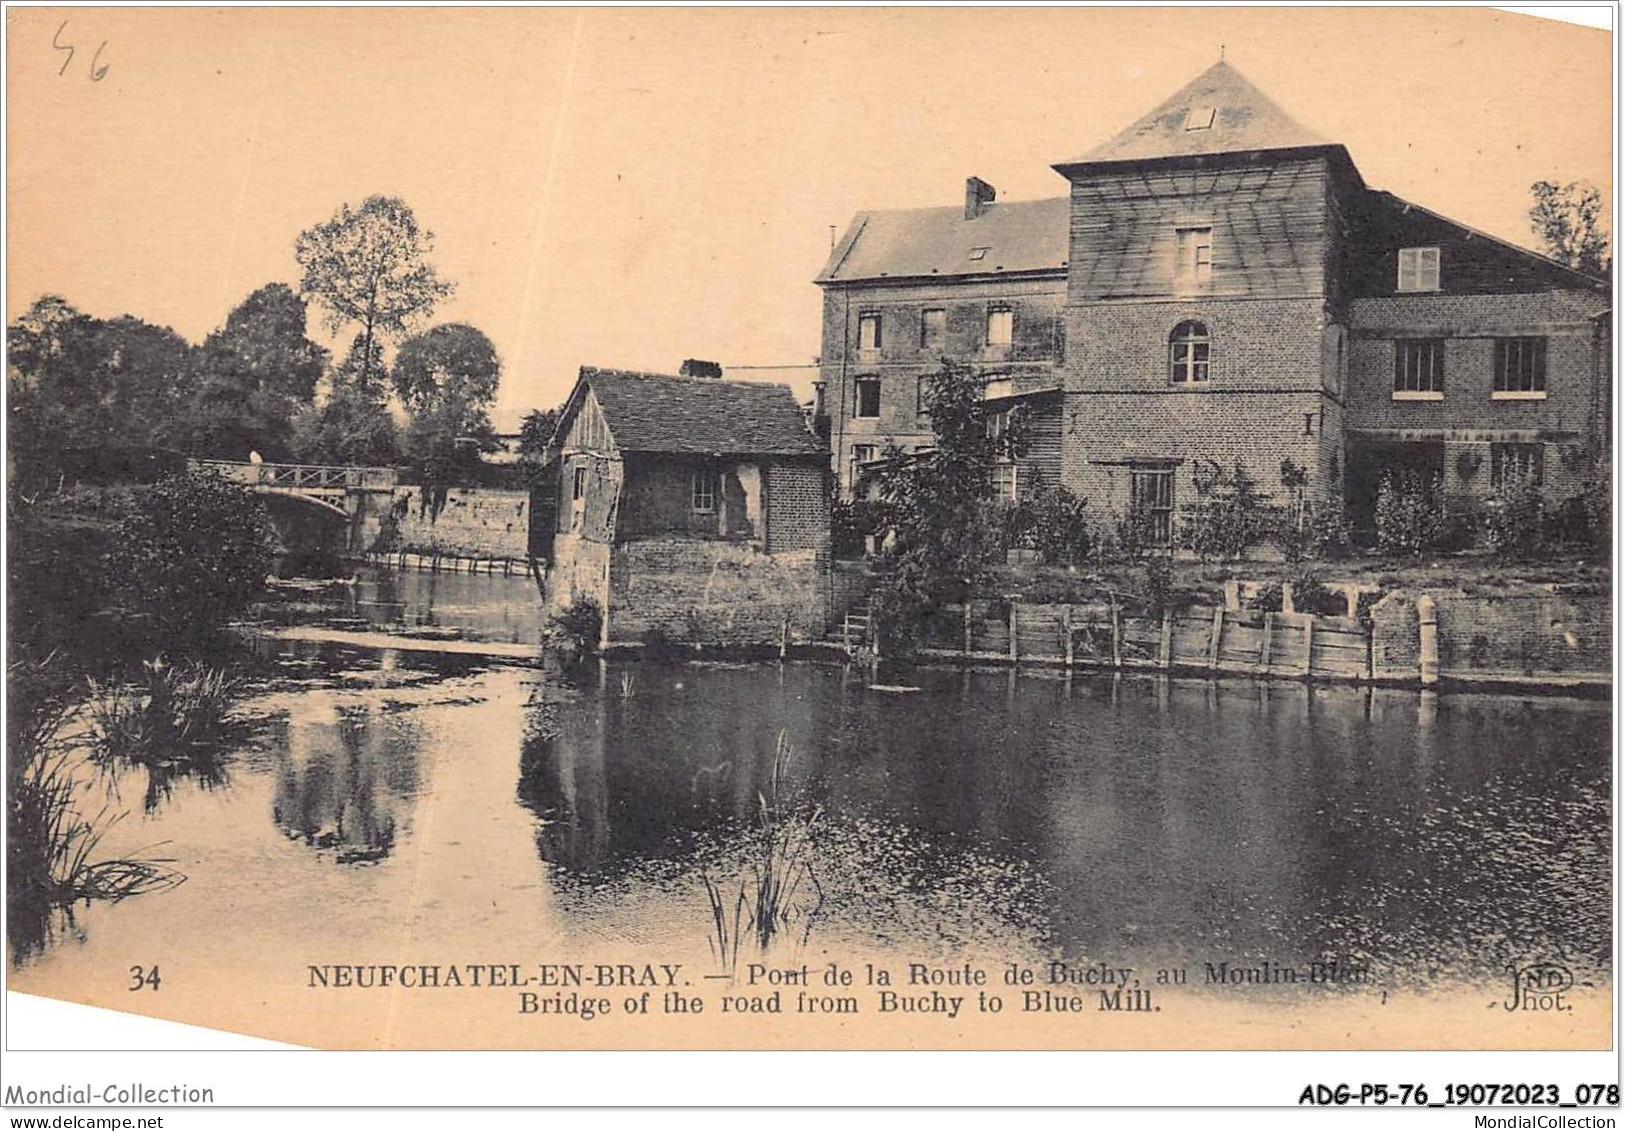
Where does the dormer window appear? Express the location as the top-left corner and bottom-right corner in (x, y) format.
(1397, 247), (1441, 292)
(1184, 106), (1216, 131)
(1175, 227), (1213, 289)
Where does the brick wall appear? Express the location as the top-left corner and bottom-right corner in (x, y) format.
(819, 277), (1066, 495)
(1061, 296), (1335, 514)
(765, 461), (829, 553)
(547, 532), (611, 618)
(606, 537), (826, 644)
(387, 486), (531, 558)
(1346, 290), (1608, 503)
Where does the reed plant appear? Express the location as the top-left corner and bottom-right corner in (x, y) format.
(85, 659), (242, 770)
(8, 656), (184, 960)
(702, 729), (824, 977)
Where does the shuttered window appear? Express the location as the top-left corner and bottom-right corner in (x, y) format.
(1397, 247), (1441, 292)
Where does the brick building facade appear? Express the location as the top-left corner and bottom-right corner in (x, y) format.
(816, 61), (1609, 538)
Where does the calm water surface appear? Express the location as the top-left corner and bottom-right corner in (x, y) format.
(12, 571), (1612, 1006)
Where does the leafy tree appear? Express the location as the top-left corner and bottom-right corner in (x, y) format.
(7, 297), (191, 480)
(289, 334), (400, 466)
(517, 408), (560, 462)
(294, 195), (454, 393)
(106, 472), (276, 645)
(170, 284), (328, 460)
(392, 323), (501, 489)
(1529, 180), (1611, 276)
(868, 359), (1026, 654)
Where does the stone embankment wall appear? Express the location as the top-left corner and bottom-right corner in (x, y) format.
(363, 487), (533, 559)
(606, 537), (826, 645)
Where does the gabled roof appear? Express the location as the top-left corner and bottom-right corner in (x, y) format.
(815, 196), (1070, 285)
(562, 367), (826, 458)
(1056, 60), (1331, 170)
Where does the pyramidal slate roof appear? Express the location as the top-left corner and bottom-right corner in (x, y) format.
(573, 367), (825, 457)
(1056, 61), (1331, 169)
(815, 196), (1070, 285)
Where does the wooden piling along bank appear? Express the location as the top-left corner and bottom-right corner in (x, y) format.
(922, 601), (1384, 684)
(361, 549), (533, 577)
(912, 593), (1609, 690)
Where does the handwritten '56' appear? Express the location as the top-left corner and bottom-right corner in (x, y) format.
(53, 20), (110, 82)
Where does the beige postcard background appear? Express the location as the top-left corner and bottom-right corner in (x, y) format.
(2, 2), (1616, 1078)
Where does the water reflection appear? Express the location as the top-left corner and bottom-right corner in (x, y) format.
(271, 701), (424, 864)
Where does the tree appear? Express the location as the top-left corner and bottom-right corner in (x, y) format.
(288, 333), (400, 466)
(868, 359), (1027, 654)
(7, 297), (191, 481)
(293, 195), (454, 393)
(1529, 180), (1611, 276)
(517, 408), (560, 461)
(170, 284), (329, 460)
(392, 324), (501, 489)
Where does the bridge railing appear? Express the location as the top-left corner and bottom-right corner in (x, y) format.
(189, 459), (398, 491)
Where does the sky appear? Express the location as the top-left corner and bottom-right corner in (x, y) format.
(6, 6), (1612, 430)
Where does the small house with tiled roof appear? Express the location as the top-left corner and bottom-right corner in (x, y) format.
(816, 59), (1609, 541)
(540, 365), (830, 645)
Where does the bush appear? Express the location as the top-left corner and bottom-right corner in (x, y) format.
(1141, 556), (1173, 618)
(107, 472), (276, 642)
(1000, 483), (1094, 566)
(1179, 460), (1276, 561)
(1373, 473), (1447, 556)
(549, 595), (602, 651)
(831, 499), (886, 560)
(1281, 498), (1355, 562)
(1482, 478), (1547, 558)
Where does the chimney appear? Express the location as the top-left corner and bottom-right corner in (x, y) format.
(964, 176), (996, 220)
(679, 359), (723, 379)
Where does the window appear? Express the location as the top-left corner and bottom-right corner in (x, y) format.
(691, 471), (719, 514)
(851, 445), (879, 500)
(1130, 464), (1176, 546)
(1494, 337), (1547, 397)
(1397, 247), (1440, 292)
(1169, 321), (1210, 384)
(986, 308), (1013, 347)
(858, 313), (882, 352)
(985, 407), (1012, 444)
(920, 308), (946, 350)
(1491, 443), (1544, 489)
(1175, 227), (1213, 288)
(992, 463), (1017, 501)
(854, 376), (880, 418)
(571, 465), (587, 499)
(1393, 339), (1445, 398)
(916, 375), (930, 416)
(1184, 106), (1216, 131)
(968, 247), (990, 261)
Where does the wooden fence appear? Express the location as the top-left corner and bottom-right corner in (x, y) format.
(919, 601), (1376, 682)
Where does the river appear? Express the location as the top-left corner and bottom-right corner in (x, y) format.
(8, 567), (1611, 1049)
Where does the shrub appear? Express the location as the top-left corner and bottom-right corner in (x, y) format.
(1373, 473), (1446, 556)
(1002, 483), (1094, 566)
(107, 472), (276, 643)
(1281, 497), (1355, 562)
(831, 499), (887, 560)
(1141, 556), (1173, 618)
(1482, 478), (1548, 558)
(1179, 460), (1276, 561)
(549, 595), (602, 651)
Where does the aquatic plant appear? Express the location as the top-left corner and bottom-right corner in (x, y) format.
(86, 659), (243, 772)
(701, 729), (825, 977)
(548, 595), (602, 652)
(7, 656), (185, 961)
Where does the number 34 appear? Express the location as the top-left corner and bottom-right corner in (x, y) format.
(128, 965), (161, 992)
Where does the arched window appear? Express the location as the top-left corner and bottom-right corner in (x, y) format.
(1169, 321), (1210, 385)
